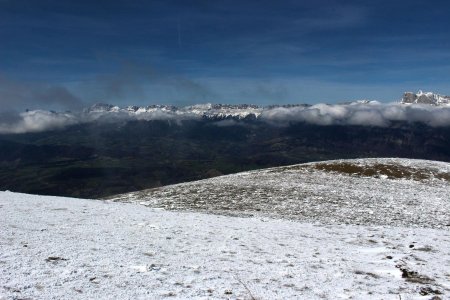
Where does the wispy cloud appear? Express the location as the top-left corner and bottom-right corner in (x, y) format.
(79, 62), (219, 106)
(0, 75), (84, 112)
(291, 5), (367, 32)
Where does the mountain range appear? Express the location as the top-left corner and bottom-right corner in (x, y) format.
(402, 90), (450, 106)
(86, 90), (450, 120)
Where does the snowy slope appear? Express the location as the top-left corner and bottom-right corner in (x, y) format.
(109, 158), (450, 229)
(1, 191), (450, 300)
(2, 158), (450, 299)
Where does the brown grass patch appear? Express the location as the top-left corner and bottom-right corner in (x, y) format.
(311, 162), (450, 182)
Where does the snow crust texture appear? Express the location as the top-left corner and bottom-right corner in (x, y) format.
(1, 191), (450, 299)
(110, 158), (450, 229)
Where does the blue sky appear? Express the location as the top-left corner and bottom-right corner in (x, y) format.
(1, 0), (450, 110)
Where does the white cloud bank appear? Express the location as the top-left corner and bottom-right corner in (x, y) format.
(260, 102), (450, 127)
(0, 103), (449, 134)
(0, 110), (79, 134)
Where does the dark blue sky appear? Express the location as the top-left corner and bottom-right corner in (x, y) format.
(1, 0), (450, 110)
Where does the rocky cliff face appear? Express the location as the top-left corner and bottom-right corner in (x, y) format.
(402, 91), (450, 106)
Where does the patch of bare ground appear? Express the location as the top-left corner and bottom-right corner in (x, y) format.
(306, 162), (450, 182)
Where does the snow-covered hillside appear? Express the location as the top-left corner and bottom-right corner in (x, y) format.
(1, 158), (450, 299)
(110, 158), (450, 229)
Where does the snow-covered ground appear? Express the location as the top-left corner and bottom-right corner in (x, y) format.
(1, 158), (450, 299)
(1, 191), (449, 299)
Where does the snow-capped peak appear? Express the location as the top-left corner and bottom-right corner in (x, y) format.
(84, 103), (263, 120)
(402, 91), (450, 106)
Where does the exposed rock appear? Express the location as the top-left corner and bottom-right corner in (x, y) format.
(402, 91), (450, 106)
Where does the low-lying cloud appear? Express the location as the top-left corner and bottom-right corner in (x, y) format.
(0, 110), (79, 134)
(261, 102), (450, 127)
(0, 102), (449, 134)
